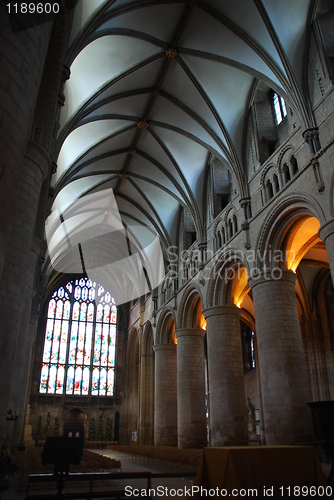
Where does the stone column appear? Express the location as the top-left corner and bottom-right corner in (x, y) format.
(0, 4), (52, 280)
(10, 237), (43, 447)
(175, 329), (207, 449)
(153, 344), (177, 446)
(249, 270), (313, 445)
(139, 350), (155, 445)
(0, 142), (49, 448)
(319, 219), (334, 285)
(203, 305), (248, 446)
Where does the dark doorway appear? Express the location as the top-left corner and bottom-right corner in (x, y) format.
(63, 409), (85, 442)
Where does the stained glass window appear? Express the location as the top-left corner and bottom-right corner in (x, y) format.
(39, 278), (116, 396)
(250, 330), (255, 369)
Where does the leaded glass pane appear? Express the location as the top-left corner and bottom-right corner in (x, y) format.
(56, 366), (64, 394)
(69, 322), (78, 364)
(87, 303), (94, 322)
(92, 368), (99, 395)
(96, 304), (103, 323)
(74, 286), (81, 300)
(48, 299), (56, 318)
(80, 303), (87, 321)
(82, 367), (90, 395)
(94, 325), (102, 363)
(59, 321), (68, 363)
(107, 369), (114, 396)
(104, 304), (110, 323)
(76, 323), (85, 364)
(72, 302), (79, 320)
(84, 323), (93, 364)
(48, 365), (57, 393)
(63, 301), (70, 320)
(74, 367), (82, 394)
(99, 368), (107, 395)
(111, 305), (116, 323)
(66, 366), (74, 394)
(56, 301), (63, 319)
(43, 339), (52, 363)
(39, 364), (49, 393)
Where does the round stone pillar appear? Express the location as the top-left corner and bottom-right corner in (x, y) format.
(0, 142), (49, 448)
(249, 270), (313, 445)
(175, 328), (207, 449)
(203, 305), (248, 446)
(0, 5), (52, 280)
(153, 344), (177, 446)
(319, 219), (334, 285)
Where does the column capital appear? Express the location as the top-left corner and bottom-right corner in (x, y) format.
(174, 328), (206, 339)
(153, 343), (176, 353)
(319, 219), (334, 244)
(302, 127), (319, 143)
(248, 269), (296, 289)
(203, 304), (240, 320)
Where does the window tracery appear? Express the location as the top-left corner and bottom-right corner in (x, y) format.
(39, 278), (116, 396)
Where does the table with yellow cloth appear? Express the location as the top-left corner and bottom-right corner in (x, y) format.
(193, 446), (328, 499)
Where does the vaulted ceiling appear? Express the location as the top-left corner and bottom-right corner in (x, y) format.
(52, 0), (317, 253)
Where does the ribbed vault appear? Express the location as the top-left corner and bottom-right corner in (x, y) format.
(51, 0), (318, 262)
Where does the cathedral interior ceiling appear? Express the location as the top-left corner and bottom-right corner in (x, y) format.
(52, 0), (319, 258)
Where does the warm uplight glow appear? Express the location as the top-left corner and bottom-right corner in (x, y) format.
(200, 315), (207, 331)
(232, 266), (249, 308)
(286, 217), (321, 271)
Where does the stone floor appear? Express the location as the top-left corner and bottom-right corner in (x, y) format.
(0, 447), (331, 500)
(0, 448), (197, 500)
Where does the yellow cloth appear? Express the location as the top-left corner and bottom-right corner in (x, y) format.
(194, 446), (327, 499)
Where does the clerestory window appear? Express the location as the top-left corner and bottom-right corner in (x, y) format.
(39, 277), (116, 396)
(273, 93), (287, 126)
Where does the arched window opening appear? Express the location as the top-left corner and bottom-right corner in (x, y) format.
(233, 214), (238, 234)
(273, 173), (280, 194)
(273, 93), (287, 126)
(241, 321), (255, 373)
(211, 158), (232, 218)
(228, 219), (233, 238)
(266, 179), (274, 200)
(282, 163), (291, 184)
(218, 230), (222, 248)
(39, 278), (117, 397)
(290, 155), (298, 176)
